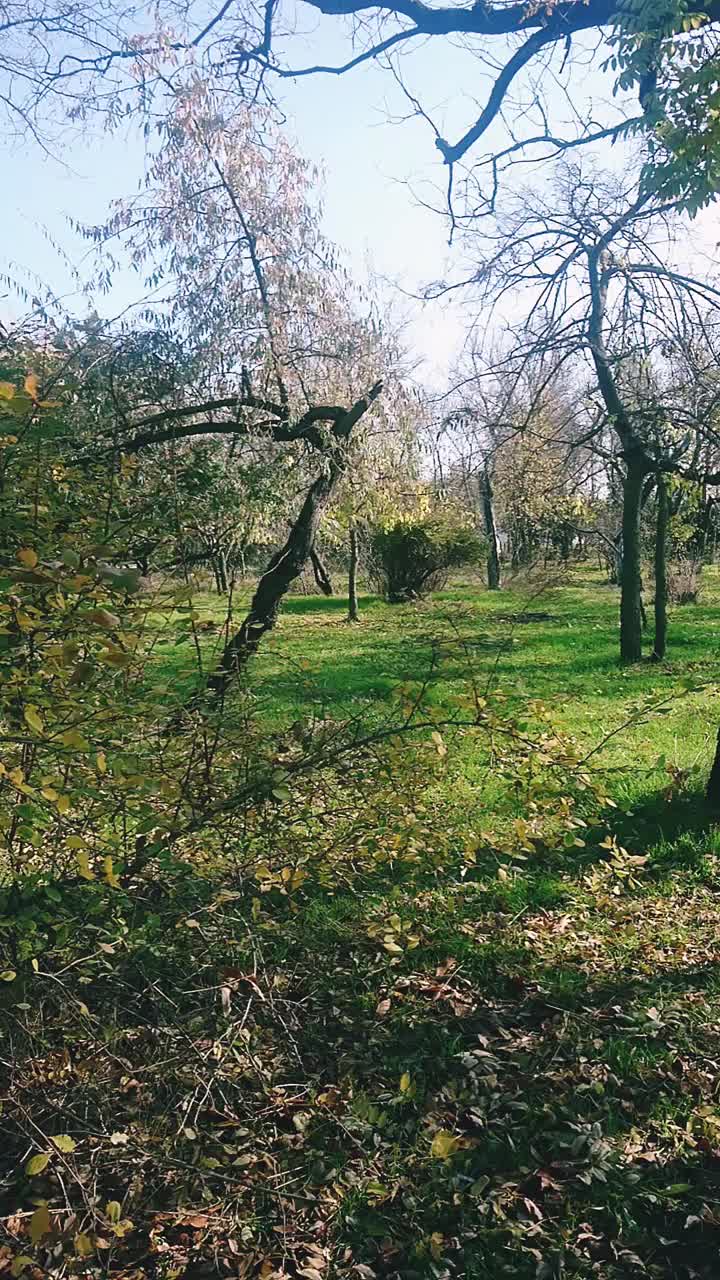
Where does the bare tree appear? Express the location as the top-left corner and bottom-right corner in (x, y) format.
(440, 161), (720, 660)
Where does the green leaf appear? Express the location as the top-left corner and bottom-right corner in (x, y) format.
(11, 1256), (34, 1277)
(26, 1152), (51, 1176)
(0, 970), (17, 982)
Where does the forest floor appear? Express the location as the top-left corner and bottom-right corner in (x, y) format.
(3, 566), (720, 1280)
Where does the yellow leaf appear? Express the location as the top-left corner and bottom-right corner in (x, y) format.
(56, 794), (71, 815)
(383, 940), (403, 954)
(74, 1232), (94, 1257)
(76, 850), (95, 881)
(30, 1204), (51, 1243)
(24, 373), (39, 400)
(96, 751), (107, 774)
(26, 1152), (51, 1175)
(430, 1130), (459, 1159)
(23, 704), (44, 735)
(103, 856), (120, 889)
(105, 1200), (122, 1224)
(17, 547), (38, 569)
(0, 970), (16, 981)
(0, 381), (16, 400)
(399, 1072), (412, 1093)
(51, 1134), (77, 1152)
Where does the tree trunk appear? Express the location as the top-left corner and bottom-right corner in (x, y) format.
(607, 532), (623, 585)
(706, 727), (720, 810)
(347, 523), (360, 621)
(652, 474), (668, 661)
(192, 381), (382, 709)
(310, 544), (334, 596)
(480, 467), (501, 590)
(620, 456), (646, 663)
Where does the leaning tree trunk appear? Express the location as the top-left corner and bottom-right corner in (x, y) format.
(620, 456), (646, 663)
(652, 474), (669, 662)
(347, 523), (360, 622)
(196, 382), (382, 708)
(480, 467), (501, 590)
(310, 545), (334, 596)
(706, 728), (720, 810)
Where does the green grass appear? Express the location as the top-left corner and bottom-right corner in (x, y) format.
(3, 565), (720, 1279)
(154, 562), (719, 805)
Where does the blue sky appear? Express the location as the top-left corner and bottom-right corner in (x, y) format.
(0, 11), (651, 383)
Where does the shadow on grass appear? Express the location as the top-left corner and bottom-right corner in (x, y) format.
(283, 593), (372, 616)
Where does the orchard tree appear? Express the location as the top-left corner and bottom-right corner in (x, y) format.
(438, 364), (599, 585)
(80, 86), (406, 699)
(7, 2), (720, 222)
(445, 160), (720, 661)
(324, 385), (424, 620)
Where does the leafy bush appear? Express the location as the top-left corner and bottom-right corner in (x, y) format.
(667, 560), (702, 604)
(368, 516), (483, 603)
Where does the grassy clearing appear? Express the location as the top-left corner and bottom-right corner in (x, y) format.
(3, 567), (720, 1279)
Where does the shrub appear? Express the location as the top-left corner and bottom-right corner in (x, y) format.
(667, 560), (702, 605)
(368, 516), (483, 603)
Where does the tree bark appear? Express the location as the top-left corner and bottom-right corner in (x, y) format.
(620, 455), (646, 663)
(706, 727), (720, 810)
(480, 467), (501, 590)
(347, 523), (360, 621)
(310, 544), (334, 596)
(609, 531), (623, 585)
(652, 474), (668, 661)
(197, 381), (382, 707)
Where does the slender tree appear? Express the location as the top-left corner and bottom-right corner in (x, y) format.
(652, 475), (669, 661)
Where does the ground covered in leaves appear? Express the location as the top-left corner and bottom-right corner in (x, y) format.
(2, 569), (720, 1279)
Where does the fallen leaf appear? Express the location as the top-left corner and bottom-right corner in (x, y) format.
(51, 1134), (76, 1152)
(29, 1205), (51, 1244)
(431, 1130), (460, 1159)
